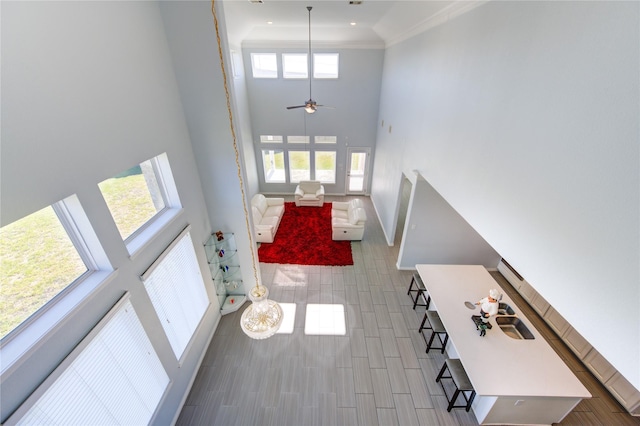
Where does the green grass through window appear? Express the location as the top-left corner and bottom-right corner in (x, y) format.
(0, 174), (158, 339)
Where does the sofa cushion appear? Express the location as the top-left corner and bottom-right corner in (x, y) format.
(349, 208), (367, 225)
(254, 196), (268, 215)
(299, 181), (321, 193)
(332, 209), (349, 220)
(264, 204), (284, 218)
(252, 206), (262, 224)
(259, 215), (279, 228)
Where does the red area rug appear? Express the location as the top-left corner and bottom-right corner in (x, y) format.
(258, 202), (353, 266)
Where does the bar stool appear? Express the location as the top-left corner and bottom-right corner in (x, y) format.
(436, 358), (476, 412)
(407, 273), (430, 309)
(419, 310), (449, 353)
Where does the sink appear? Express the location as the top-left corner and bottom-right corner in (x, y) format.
(495, 316), (535, 340)
(497, 302), (515, 316)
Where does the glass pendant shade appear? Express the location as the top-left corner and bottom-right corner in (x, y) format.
(240, 285), (283, 339)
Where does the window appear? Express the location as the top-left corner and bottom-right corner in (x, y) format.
(288, 151), (310, 183)
(315, 151), (337, 184)
(7, 296), (169, 425)
(260, 135), (283, 143)
(287, 136), (310, 144)
(282, 53), (308, 79)
(251, 53), (277, 78)
(141, 228), (209, 360)
(99, 160), (165, 241)
(0, 205), (88, 340)
(315, 136), (337, 144)
(313, 53), (339, 78)
(262, 149), (286, 183)
(99, 153), (181, 254)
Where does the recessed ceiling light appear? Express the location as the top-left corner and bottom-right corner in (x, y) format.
(267, 21), (273, 24)
(350, 22), (357, 26)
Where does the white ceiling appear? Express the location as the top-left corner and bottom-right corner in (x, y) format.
(222, 0), (481, 47)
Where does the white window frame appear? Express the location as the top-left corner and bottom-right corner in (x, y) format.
(260, 135), (284, 143)
(261, 149), (286, 183)
(315, 151), (337, 184)
(315, 136), (337, 144)
(105, 153), (183, 257)
(288, 150), (311, 183)
(0, 194), (114, 376)
(282, 53), (308, 79)
(250, 53), (278, 78)
(5, 294), (169, 426)
(313, 53), (339, 79)
(287, 136), (310, 144)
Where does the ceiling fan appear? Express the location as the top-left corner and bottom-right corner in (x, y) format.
(286, 6), (332, 114)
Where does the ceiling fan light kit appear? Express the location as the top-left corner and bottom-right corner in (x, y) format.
(286, 6), (332, 114)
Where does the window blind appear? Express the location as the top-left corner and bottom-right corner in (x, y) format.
(12, 297), (169, 425)
(141, 227), (209, 359)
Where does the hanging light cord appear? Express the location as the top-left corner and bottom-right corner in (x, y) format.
(210, 0), (261, 293)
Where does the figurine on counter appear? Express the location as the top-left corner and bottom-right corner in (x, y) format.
(475, 288), (501, 322)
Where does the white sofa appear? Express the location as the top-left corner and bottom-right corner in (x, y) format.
(294, 180), (325, 207)
(251, 194), (285, 243)
(331, 199), (367, 240)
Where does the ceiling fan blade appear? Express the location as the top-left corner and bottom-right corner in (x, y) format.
(286, 105), (306, 109)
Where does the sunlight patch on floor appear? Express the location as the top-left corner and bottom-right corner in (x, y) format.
(304, 304), (346, 335)
(272, 268), (308, 287)
(275, 303), (296, 334)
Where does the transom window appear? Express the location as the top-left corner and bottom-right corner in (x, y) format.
(313, 53), (339, 78)
(315, 136), (337, 144)
(248, 52), (338, 79)
(287, 136), (310, 144)
(260, 135), (283, 143)
(250, 53), (277, 78)
(282, 53), (308, 79)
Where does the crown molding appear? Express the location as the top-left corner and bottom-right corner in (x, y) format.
(385, 0), (489, 48)
(242, 40), (385, 50)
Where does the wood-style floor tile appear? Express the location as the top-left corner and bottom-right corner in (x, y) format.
(177, 196), (639, 426)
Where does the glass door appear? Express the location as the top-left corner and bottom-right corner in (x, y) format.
(346, 148), (370, 194)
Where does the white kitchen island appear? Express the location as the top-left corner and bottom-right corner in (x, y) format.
(416, 264), (591, 425)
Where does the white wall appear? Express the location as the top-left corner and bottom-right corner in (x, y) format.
(243, 47), (384, 195)
(1, 2), (220, 422)
(372, 1), (640, 388)
(398, 174), (500, 269)
(159, 1), (261, 298)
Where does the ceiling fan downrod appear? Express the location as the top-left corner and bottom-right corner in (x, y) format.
(307, 6), (312, 102)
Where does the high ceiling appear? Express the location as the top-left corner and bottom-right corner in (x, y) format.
(222, 0), (479, 47)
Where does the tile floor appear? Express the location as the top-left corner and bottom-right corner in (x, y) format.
(177, 196), (639, 426)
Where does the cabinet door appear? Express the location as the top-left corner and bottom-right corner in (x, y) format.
(518, 280), (536, 303)
(562, 326), (592, 359)
(605, 372), (640, 411)
(543, 307), (570, 337)
(530, 292), (550, 316)
(583, 349), (616, 383)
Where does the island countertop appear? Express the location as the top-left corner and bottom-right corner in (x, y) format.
(416, 264), (591, 399)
